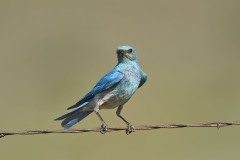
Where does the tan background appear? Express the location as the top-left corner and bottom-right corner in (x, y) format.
(1, 0), (240, 159)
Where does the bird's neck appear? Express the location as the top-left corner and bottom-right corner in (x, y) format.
(116, 60), (139, 70)
(117, 58), (138, 65)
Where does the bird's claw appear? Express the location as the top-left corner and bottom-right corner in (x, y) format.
(100, 123), (108, 134)
(126, 124), (135, 135)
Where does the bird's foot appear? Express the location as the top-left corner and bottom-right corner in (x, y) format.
(126, 124), (135, 135)
(100, 123), (108, 134)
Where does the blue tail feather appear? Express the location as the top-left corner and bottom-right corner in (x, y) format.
(61, 111), (92, 129)
(54, 98), (92, 121)
(54, 98), (93, 128)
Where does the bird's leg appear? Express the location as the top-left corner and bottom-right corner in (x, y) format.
(94, 110), (108, 134)
(116, 105), (135, 135)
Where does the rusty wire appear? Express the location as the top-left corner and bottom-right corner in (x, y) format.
(0, 121), (240, 138)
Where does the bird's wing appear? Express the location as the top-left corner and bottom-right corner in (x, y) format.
(67, 70), (124, 110)
(138, 72), (147, 88)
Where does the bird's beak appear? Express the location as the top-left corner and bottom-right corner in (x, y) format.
(117, 49), (127, 55)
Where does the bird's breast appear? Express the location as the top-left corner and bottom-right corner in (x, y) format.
(98, 64), (142, 110)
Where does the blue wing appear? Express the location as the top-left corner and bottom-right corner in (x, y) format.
(54, 70), (124, 128)
(138, 72), (147, 88)
(67, 70), (124, 110)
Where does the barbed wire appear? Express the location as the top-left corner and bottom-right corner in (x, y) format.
(1, 121), (240, 138)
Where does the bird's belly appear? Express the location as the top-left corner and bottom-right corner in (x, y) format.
(96, 75), (140, 110)
(100, 101), (121, 109)
(98, 93), (127, 110)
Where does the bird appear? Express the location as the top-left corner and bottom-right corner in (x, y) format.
(54, 45), (147, 134)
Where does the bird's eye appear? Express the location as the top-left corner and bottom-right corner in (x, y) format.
(128, 49), (133, 53)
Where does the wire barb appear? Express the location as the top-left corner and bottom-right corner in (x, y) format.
(0, 133), (5, 138)
(0, 121), (239, 138)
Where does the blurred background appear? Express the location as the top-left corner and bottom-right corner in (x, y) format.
(0, 0), (240, 159)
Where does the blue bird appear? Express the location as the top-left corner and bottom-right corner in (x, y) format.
(54, 45), (147, 134)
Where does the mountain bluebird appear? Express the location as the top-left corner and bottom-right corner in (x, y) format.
(54, 45), (147, 134)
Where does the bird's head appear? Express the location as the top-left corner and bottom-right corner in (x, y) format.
(116, 45), (138, 63)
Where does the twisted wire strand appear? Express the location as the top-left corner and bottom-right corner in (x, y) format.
(0, 121), (240, 138)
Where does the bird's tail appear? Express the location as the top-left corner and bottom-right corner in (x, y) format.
(61, 111), (92, 128)
(54, 99), (93, 129)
